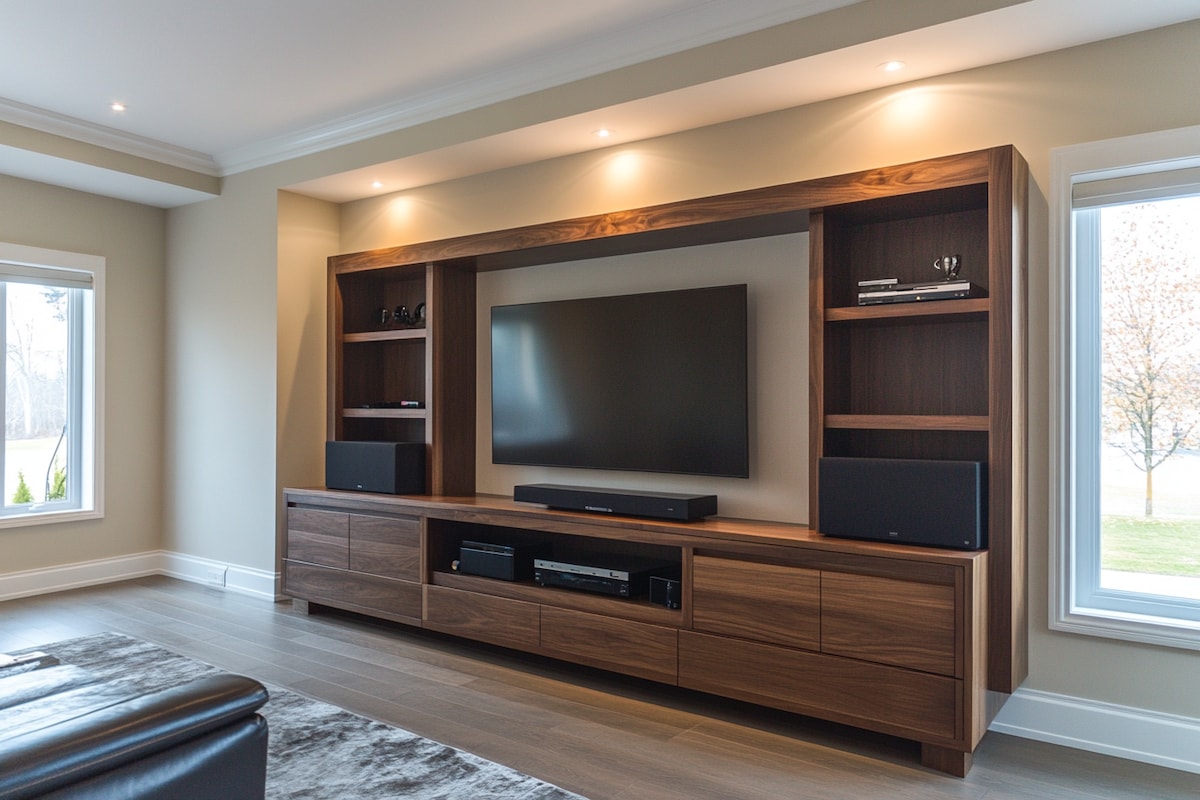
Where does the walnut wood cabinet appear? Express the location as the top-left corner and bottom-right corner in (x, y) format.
(288, 146), (1027, 777)
(283, 489), (988, 776)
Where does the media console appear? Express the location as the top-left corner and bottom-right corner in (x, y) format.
(283, 488), (989, 777)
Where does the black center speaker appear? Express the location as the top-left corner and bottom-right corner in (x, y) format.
(817, 457), (985, 550)
(325, 441), (425, 495)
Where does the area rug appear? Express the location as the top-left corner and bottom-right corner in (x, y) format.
(10, 633), (588, 800)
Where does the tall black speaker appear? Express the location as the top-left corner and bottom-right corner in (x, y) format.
(325, 441), (425, 494)
(817, 457), (985, 550)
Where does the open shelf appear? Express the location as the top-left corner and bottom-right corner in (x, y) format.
(341, 407), (427, 420)
(431, 570), (682, 627)
(824, 414), (990, 431)
(343, 329), (426, 343)
(825, 298), (989, 323)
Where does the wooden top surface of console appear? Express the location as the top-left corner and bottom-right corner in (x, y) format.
(284, 488), (985, 567)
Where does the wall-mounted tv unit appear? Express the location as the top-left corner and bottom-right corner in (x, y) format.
(491, 284), (749, 478)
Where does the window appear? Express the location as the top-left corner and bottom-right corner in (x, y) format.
(1051, 125), (1200, 649)
(0, 243), (102, 527)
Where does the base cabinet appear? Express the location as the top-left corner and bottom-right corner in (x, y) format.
(284, 489), (991, 776)
(678, 631), (960, 742)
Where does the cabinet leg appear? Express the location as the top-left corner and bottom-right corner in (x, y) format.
(920, 743), (972, 777)
(292, 598), (310, 615)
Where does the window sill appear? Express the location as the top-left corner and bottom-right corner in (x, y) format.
(0, 508), (102, 530)
(1052, 604), (1200, 651)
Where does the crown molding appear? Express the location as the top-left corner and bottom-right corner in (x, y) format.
(0, 97), (219, 176)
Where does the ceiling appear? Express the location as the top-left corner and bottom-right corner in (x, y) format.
(1, 0), (1198, 207)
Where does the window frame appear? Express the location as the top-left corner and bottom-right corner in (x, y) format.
(0, 242), (103, 528)
(1050, 124), (1200, 650)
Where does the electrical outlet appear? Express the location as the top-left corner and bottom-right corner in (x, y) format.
(205, 567), (227, 587)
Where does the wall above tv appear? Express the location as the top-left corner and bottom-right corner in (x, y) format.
(476, 235), (807, 522)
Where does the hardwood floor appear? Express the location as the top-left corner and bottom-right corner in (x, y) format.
(2, 576), (1196, 799)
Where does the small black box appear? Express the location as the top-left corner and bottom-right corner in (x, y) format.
(325, 441), (425, 494)
(649, 575), (681, 609)
(457, 541), (546, 581)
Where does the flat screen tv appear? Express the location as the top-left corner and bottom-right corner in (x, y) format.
(491, 284), (749, 478)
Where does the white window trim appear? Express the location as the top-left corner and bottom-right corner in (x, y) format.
(0, 242), (104, 528)
(1050, 124), (1200, 650)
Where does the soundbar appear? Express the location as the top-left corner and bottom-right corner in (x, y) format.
(513, 483), (717, 521)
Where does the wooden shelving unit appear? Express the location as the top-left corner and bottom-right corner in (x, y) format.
(293, 145), (1028, 776)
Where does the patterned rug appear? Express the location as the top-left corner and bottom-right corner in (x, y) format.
(11, 633), (588, 800)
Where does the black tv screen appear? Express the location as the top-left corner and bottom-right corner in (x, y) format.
(491, 284), (749, 478)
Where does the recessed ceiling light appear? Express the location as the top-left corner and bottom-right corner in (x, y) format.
(594, 128), (612, 138)
(879, 60), (906, 73)
(372, 180), (383, 189)
(110, 102), (127, 112)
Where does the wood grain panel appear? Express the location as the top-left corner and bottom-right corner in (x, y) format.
(349, 513), (420, 580)
(329, 150), (992, 276)
(691, 555), (819, 650)
(679, 631), (960, 743)
(424, 585), (540, 650)
(821, 571), (957, 677)
(540, 607), (678, 685)
(286, 507), (348, 568)
(283, 562), (421, 622)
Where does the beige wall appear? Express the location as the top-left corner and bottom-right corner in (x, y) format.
(0, 173), (165, 573)
(164, 171), (279, 568)
(276, 191), (338, 499)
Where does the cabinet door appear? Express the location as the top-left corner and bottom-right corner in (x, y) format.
(821, 571), (957, 677)
(286, 508), (348, 568)
(284, 563), (421, 623)
(540, 607), (677, 685)
(424, 585), (540, 650)
(349, 514), (420, 581)
(692, 555), (820, 651)
(679, 631), (960, 742)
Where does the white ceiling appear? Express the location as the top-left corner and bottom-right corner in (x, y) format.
(1, 0), (1198, 207)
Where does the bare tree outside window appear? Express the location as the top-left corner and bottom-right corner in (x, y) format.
(1099, 196), (1200, 587)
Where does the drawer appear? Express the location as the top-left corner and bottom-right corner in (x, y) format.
(822, 571), (958, 677)
(540, 607), (678, 685)
(424, 585), (540, 650)
(349, 513), (420, 581)
(283, 562), (421, 622)
(679, 631), (960, 743)
(286, 508), (348, 568)
(691, 555), (819, 650)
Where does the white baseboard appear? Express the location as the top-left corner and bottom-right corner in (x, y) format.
(159, 552), (281, 601)
(0, 551), (281, 603)
(0, 552), (162, 601)
(990, 687), (1200, 775)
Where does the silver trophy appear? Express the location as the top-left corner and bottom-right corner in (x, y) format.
(933, 254), (961, 280)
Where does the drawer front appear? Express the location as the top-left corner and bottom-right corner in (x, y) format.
(349, 513), (420, 581)
(822, 572), (958, 677)
(424, 586), (540, 650)
(540, 607), (678, 685)
(287, 508), (349, 568)
(283, 562), (421, 622)
(679, 631), (959, 743)
(691, 555), (820, 651)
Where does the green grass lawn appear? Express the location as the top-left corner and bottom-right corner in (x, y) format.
(1102, 515), (1200, 577)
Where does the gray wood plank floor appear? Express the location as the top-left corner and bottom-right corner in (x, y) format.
(2, 576), (1196, 799)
